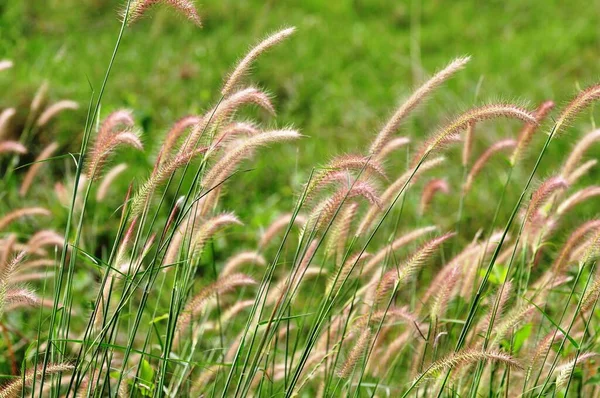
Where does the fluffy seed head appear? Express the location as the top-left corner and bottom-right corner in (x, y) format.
(337, 329), (372, 378)
(0, 363), (74, 398)
(413, 348), (521, 384)
(0, 208), (51, 231)
(87, 110), (142, 179)
(221, 251), (266, 276)
(420, 178), (450, 213)
(412, 103), (536, 167)
(0, 141), (27, 155)
(36, 100), (79, 127)
(125, 0), (201, 26)
(222, 27), (296, 96)
(369, 56), (470, 155)
(555, 84), (600, 134)
(155, 115), (201, 168)
(555, 353), (598, 389)
(525, 176), (568, 223)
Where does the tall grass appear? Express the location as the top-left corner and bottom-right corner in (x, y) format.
(1, 2), (600, 397)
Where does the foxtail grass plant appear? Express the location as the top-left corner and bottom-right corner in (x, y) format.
(2, 2), (600, 397)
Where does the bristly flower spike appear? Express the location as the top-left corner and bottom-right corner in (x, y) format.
(369, 56), (471, 155)
(222, 27), (296, 96)
(125, 0), (201, 26)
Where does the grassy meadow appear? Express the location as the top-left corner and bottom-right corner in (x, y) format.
(1, 0), (600, 396)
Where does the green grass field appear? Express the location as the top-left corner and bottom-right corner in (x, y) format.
(2, 1), (600, 396)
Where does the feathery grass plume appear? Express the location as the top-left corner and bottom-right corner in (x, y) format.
(221, 251), (266, 276)
(373, 232), (454, 305)
(96, 163), (128, 201)
(430, 265), (460, 321)
(556, 186), (600, 216)
(19, 141), (59, 196)
(580, 268), (600, 314)
(182, 87), (276, 151)
(524, 176), (568, 222)
(87, 110), (142, 179)
(0, 362), (73, 398)
(337, 328), (372, 378)
(510, 100), (555, 165)
(554, 84), (600, 134)
(411, 103), (536, 167)
(528, 331), (564, 378)
(36, 100), (79, 127)
(0, 59), (13, 72)
(491, 304), (536, 345)
(0, 252), (26, 316)
(0, 108), (16, 139)
(125, 0), (201, 26)
(420, 178), (450, 213)
(555, 353), (598, 389)
(363, 226), (437, 275)
(2, 287), (40, 308)
(375, 137), (411, 161)
(0, 207), (50, 231)
(562, 129), (600, 178)
(212, 121), (260, 147)
(463, 139), (516, 193)
(26, 230), (64, 253)
(189, 213), (242, 261)
(327, 203), (358, 266)
(369, 56), (471, 155)
(202, 129), (300, 191)
(307, 154), (387, 197)
(176, 273), (256, 333)
(154, 115), (201, 168)
(222, 27), (296, 96)
(413, 348), (521, 384)
(551, 220), (600, 275)
(327, 251), (370, 296)
(259, 213), (306, 248)
(357, 156), (445, 235)
(307, 181), (380, 233)
(480, 280), (512, 335)
(131, 145), (207, 216)
(462, 122), (475, 166)
(0, 141), (27, 155)
(567, 159), (597, 185)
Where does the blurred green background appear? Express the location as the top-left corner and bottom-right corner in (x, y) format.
(2, 0), (600, 234)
